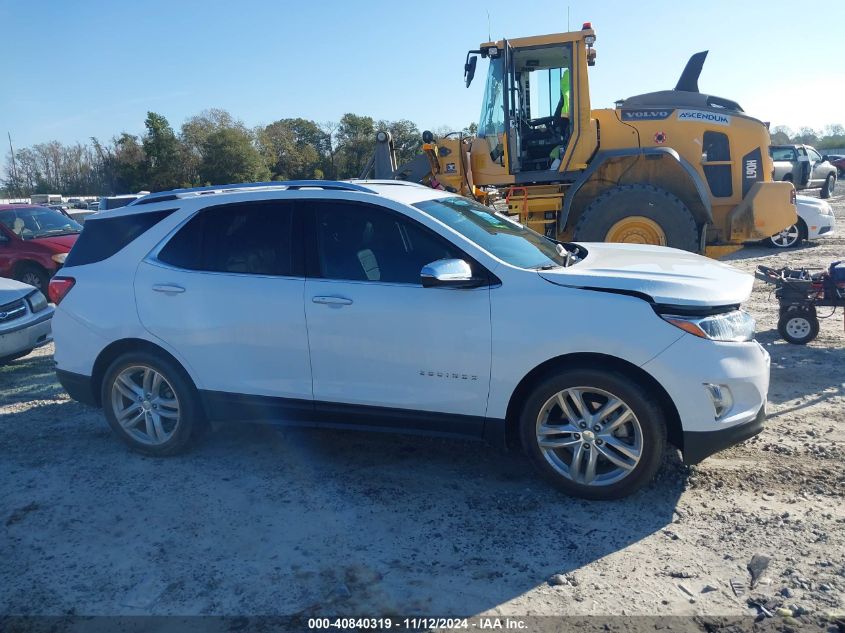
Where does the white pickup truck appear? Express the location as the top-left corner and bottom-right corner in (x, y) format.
(770, 144), (837, 198)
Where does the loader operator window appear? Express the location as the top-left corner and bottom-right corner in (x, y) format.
(513, 44), (572, 172)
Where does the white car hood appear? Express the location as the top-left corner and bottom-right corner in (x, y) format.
(796, 194), (826, 209)
(540, 243), (753, 307)
(0, 278), (36, 305)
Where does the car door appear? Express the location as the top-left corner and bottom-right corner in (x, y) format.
(303, 198), (492, 435)
(796, 147), (812, 188)
(807, 147), (825, 186)
(134, 199), (313, 410)
(0, 223), (15, 277)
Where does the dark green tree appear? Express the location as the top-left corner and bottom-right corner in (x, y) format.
(257, 118), (328, 180)
(199, 127), (269, 185)
(335, 113), (375, 178)
(142, 112), (181, 191)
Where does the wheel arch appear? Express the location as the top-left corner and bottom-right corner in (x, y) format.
(797, 216), (808, 240)
(503, 352), (683, 453)
(90, 338), (199, 407)
(560, 148), (712, 234)
(13, 259), (50, 276)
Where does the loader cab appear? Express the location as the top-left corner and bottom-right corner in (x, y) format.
(468, 27), (595, 183)
(476, 43), (574, 175)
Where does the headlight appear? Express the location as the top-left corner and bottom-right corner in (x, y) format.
(820, 203), (833, 216)
(51, 253), (67, 264)
(661, 310), (755, 342)
(26, 290), (49, 313)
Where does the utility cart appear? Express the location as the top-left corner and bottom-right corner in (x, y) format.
(756, 262), (845, 344)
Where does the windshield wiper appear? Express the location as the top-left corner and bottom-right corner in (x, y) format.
(36, 229), (79, 237)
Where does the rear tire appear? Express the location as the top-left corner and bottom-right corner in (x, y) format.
(519, 367), (667, 500)
(101, 351), (202, 456)
(777, 308), (819, 344)
(572, 184), (700, 253)
(14, 263), (49, 292)
(820, 174), (835, 199)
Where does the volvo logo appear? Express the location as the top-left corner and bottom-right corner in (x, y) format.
(0, 312), (7, 319)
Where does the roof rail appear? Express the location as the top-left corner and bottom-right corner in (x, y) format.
(130, 180), (377, 206)
(349, 179), (431, 188)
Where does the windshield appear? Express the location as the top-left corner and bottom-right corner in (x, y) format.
(0, 207), (82, 240)
(478, 55), (506, 163)
(414, 196), (570, 269)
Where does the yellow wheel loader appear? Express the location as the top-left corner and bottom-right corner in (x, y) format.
(364, 24), (796, 256)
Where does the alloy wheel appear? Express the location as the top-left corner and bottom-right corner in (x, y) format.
(535, 387), (643, 486)
(110, 365), (181, 446)
(771, 224), (800, 248)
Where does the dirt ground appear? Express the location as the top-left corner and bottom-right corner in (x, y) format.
(1, 185), (844, 627)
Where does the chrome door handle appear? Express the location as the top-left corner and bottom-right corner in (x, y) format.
(311, 295), (353, 306)
(152, 284), (186, 295)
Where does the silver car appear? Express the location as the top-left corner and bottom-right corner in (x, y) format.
(770, 144), (837, 198)
(0, 278), (54, 363)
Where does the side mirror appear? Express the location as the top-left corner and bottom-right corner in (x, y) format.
(421, 259), (484, 289)
(464, 55), (478, 88)
(822, 155), (829, 163)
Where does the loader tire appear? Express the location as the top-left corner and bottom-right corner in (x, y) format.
(572, 184), (700, 253)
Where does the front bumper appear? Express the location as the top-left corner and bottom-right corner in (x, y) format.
(0, 310), (53, 359)
(808, 213), (836, 240)
(642, 334), (770, 462)
(682, 404), (765, 464)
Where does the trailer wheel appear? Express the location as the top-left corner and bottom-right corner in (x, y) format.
(777, 307), (819, 345)
(572, 184), (700, 253)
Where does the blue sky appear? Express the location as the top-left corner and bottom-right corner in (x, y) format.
(1, 0), (843, 152)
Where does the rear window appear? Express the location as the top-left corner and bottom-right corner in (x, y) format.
(64, 209), (176, 267)
(100, 197), (138, 211)
(770, 147), (796, 161)
(157, 201), (296, 276)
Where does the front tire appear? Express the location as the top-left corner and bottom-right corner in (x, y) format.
(820, 174), (835, 199)
(572, 184), (700, 253)
(14, 263), (49, 292)
(766, 219), (804, 248)
(101, 351), (202, 455)
(519, 368), (667, 500)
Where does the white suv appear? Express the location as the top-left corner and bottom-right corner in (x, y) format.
(50, 180), (770, 499)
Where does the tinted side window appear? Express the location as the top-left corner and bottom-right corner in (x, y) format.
(702, 131), (732, 197)
(158, 202), (295, 276)
(703, 131), (730, 162)
(65, 209), (176, 267)
(313, 201), (458, 284)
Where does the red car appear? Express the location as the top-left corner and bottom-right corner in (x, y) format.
(829, 155), (845, 178)
(0, 204), (81, 292)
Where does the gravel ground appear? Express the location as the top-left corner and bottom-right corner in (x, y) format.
(1, 185), (844, 626)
